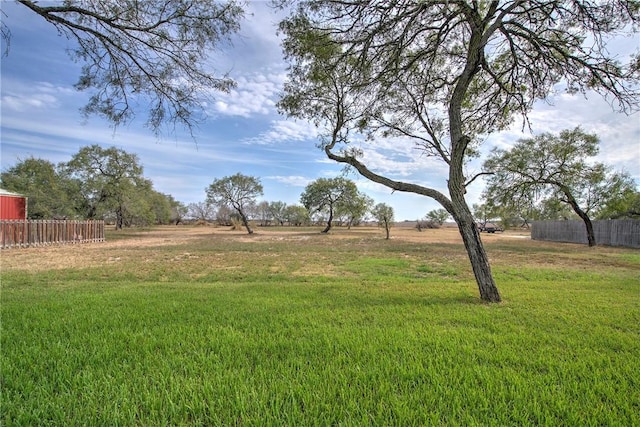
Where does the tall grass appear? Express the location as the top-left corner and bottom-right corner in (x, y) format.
(2, 227), (639, 425)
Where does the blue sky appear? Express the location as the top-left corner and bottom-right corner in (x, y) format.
(1, 2), (639, 221)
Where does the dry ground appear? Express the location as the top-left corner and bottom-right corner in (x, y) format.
(0, 225), (530, 273)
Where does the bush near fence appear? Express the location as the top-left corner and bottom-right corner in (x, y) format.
(532, 219), (640, 248)
(0, 220), (105, 249)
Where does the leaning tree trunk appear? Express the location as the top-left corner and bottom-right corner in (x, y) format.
(564, 195), (596, 247)
(322, 207), (333, 233)
(447, 153), (501, 301)
(578, 214), (596, 247)
(443, 21), (503, 302)
(449, 157), (502, 302)
(449, 195), (502, 302)
(453, 206), (502, 302)
(323, 118), (501, 301)
(237, 209), (253, 234)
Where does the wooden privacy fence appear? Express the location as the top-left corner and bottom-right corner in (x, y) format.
(532, 219), (640, 248)
(0, 220), (105, 249)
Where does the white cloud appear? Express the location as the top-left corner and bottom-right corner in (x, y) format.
(208, 71), (285, 118)
(243, 119), (317, 145)
(0, 80), (75, 112)
(248, 116), (451, 182)
(1, 94), (56, 111)
(266, 175), (312, 187)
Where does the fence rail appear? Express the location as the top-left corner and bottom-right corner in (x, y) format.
(0, 220), (105, 249)
(532, 219), (640, 248)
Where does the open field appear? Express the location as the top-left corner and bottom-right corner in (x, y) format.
(2, 225), (639, 425)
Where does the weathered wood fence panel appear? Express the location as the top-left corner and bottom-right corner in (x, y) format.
(532, 220), (640, 248)
(0, 220), (105, 249)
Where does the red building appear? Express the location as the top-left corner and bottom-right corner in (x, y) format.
(0, 189), (27, 220)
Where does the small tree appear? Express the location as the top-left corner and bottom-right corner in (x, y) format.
(256, 201), (273, 226)
(167, 197), (188, 225)
(269, 201), (288, 226)
(300, 177), (360, 233)
(206, 173), (263, 234)
(215, 205), (235, 226)
(371, 203), (394, 240)
(483, 128), (635, 246)
(425, 209), (450, 228)
(338, 193), (373, 228)
(284, 204), (309, 226)
(187, 201), (216, 223)
(472, 203), (495, 230)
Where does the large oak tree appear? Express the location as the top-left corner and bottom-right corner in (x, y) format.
(277, 1), (639, 302)
(63, 145), (149, 229)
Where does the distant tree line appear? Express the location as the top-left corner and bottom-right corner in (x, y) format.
(203, 173), (391, 235)
(0, 147), (396, 235)
(1, 145), (185, 228)
(2, 133), (636, 241)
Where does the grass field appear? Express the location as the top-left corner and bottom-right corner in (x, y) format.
(2, 225), (639, 425)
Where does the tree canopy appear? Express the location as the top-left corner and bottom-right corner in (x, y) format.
(596, 187), (640, 220)
(483, 128), (637, 246)
(5, 0), (244, 134)
(300, 177), (361, 233)
(63, 145), (150, 228)
(277, 0), (640, 301)
(337, 192), (373, 228)
(206, 173), (263, 234)
(425, 209), (450, 227)
(371, 203), (394, 240)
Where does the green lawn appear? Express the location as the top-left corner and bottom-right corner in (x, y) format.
(2, 227), (639, 425)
